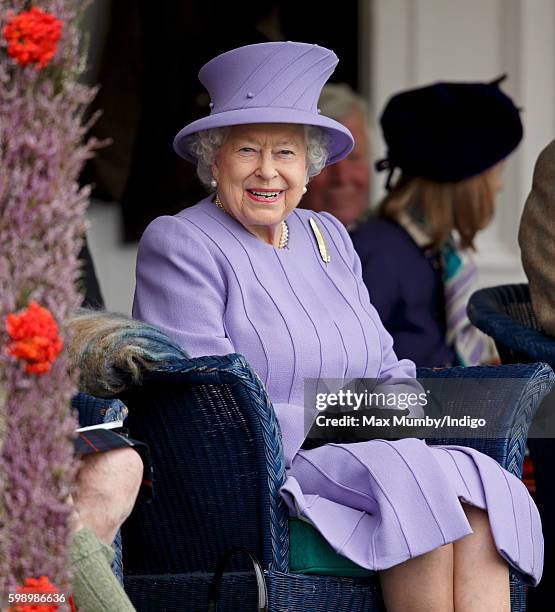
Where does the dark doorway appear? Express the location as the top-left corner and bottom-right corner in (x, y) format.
(83, 0), (360, 241)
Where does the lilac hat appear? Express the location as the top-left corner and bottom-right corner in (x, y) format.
(173, 42), (354, 165)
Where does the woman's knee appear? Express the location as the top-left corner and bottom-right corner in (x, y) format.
(109, 447), (144, 492)
(462, 504), (495, 542)
(379, 544), (455, 612)
(458, 504), (507, 568)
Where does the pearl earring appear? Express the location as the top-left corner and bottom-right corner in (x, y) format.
(210, 178), (217, 189)
(302, 186), (307, 194)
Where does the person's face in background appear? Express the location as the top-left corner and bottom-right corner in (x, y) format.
(302, 106), (370, 228)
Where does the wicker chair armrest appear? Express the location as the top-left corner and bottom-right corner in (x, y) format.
(468, 285), (555, 363)
(417, 363), (554, 476)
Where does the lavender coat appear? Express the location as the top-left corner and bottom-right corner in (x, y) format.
(133, 196), (543, 584)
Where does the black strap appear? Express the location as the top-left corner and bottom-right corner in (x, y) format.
(375, 157), (395, 191)
(207, 547), (268, 612)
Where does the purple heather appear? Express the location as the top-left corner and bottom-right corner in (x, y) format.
(0, 0), (98, 591)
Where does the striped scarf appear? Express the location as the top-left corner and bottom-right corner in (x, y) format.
(397, 212), (496, 366)
(441, 239), (497, 365)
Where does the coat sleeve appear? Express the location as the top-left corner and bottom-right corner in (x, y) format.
(358, 245), (403, 333)
(350, 222), (405, 334)
(519, 140), (555, 336)
(133, 215), (234, 357)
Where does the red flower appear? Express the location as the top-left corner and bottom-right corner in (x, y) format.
(3, 7), (63, 70)
(6, 301), (63, 375)
(10, 576), (63, 611)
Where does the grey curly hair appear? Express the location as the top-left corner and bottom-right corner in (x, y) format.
(187, 125), (330, 191)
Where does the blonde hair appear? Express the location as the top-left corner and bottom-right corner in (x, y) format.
(379, 173), (496, 250)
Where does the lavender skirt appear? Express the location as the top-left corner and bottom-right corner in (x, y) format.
(281, 438), (543, 585)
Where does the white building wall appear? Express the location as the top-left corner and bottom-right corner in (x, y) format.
(86, 201), (137, 314)
(365, 0), (555, 288)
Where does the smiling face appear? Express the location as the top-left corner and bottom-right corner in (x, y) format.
(302, 107), (370, 227)
(211, 123), (307, 245)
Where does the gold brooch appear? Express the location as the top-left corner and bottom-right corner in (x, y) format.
(309, 218), (330, 264)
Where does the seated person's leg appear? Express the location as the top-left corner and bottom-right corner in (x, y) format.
(379, 543), (454, 612)
(68, 447), (143, 611)
(453, 504), (510, 612)
(74, 447), (143, 546)
(70, 527), (136, 611)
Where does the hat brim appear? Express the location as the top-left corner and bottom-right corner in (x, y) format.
(173, 107), (354, 166)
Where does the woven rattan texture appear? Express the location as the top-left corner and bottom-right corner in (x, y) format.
(468, 284), (555, 365)
(115, 354), (552, 611)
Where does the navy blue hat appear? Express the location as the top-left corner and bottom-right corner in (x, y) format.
(376, 76), (523, 187)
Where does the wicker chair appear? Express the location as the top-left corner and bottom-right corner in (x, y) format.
(467, 283), (555, 365)
(91, 353), (555, 612)
(468, 283), (555, 611)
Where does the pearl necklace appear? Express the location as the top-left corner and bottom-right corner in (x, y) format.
(214, 194), (289, 249)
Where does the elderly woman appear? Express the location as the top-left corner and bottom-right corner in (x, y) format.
(351, 79), (522, 368)
(133, 42), (541, 611)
